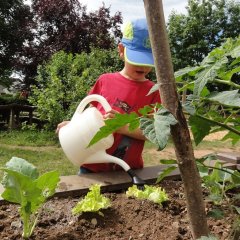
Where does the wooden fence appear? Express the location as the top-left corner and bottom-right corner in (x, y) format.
(0, 104), (37, 129)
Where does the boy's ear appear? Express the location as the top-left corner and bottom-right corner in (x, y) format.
(118, 43), (125, 60)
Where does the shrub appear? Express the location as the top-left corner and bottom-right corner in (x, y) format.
(29, 48), (123, 129)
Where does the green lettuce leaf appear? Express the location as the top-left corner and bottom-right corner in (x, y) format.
(126, 185), (168, 205)
(72, 184), (111, 216)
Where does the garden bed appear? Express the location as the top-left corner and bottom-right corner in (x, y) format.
(0, 180), (237, 240)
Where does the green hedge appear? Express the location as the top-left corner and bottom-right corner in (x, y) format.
(0, 94), (29, 105)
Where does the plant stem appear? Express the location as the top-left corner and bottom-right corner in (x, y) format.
(22, 212), (30, 239)
(195, 114), (240, 136)
(213, 79), (240, 90)
(201, 163), (239, 179)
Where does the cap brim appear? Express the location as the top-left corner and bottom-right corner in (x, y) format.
(124, 48), (154, 67)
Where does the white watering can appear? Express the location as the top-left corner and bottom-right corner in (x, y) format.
(59, 94), (145, 187)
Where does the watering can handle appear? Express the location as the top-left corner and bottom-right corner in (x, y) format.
(75, 94), (112, 114)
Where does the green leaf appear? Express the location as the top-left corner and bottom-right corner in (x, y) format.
(182, 100), (196, 115)
(138, 105), (155, 116)
(1, 168), (40, 205)
(156, 166), (177, 183)
(222, 129), (240, 145)
(35, 170), (60, 198)
(207, 209), (224, 220)
(209, 161), (225, 182)
(231, 170), (240, 185)
(4, 157), (39, 180)
(88, 112), (139, 147)
(72, 184), (111, 215)
(140, 108), (178, 150)
(207, 90), (240, 107)
(233, 206), (240, 214)
(218, 66), (240, 80)
(189, 115), (213, 145)
(126, 185), (168, 205)
(174, 66), (202, 81)
(193, 56), (228, 96)
(147, 83), (160, 95)
(197, 164), (209, 178)
(230, 44), (240, 58)
(160, 159), (177, 165)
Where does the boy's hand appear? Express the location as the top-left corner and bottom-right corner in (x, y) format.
(103, 109), (146, 140)
(103, 109), (120, 119)
(56, 121), (70, 134)
(103, 109), (128, 135)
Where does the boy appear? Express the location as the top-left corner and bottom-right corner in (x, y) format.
(56, 18), (161, 173)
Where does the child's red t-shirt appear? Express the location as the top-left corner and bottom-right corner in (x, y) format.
(82, 72), (161, 172)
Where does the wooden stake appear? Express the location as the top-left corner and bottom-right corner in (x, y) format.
(143, 0), (209, 238)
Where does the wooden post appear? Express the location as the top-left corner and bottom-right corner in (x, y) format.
(8, 105), (14, 129)
(143, 0), (209, 238)
(29, 109), (33, 124)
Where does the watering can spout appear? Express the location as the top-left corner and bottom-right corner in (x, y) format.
(84, 151), (130, 172)
(85, 151), (131, 172)
(127, 169), (146, 188)
(85, 151), (146, 188)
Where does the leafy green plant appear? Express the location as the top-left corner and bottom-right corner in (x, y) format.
(72, 184), (111, 216)
(126, 184), (168, 205)
(175, 37), (240, 145)
(0, 157), (60, 239)
(197, 155), (240, 205)
(157, 155), (240, 205)
(21, 121), (38, 131)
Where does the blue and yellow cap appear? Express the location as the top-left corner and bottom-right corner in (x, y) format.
(121, 18), (154, 67)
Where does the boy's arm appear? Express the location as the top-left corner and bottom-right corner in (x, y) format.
(116, 124), (147, 141)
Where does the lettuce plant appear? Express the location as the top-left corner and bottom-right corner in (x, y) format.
(126, 185), (168, 205)
(0, 157), (60, 239)
(72, 184), (111, 216)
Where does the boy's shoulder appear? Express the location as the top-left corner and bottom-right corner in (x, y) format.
(97, 72), (119, 82)
(99, 72), (118, 78)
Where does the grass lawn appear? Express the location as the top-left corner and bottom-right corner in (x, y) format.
(0, 130), (79, 179)
(0, 130), (239, 179)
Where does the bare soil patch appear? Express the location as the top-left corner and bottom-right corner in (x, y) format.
(0, 180), (237, 240)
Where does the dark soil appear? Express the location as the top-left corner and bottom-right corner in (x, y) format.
(0, 180), (238, 240)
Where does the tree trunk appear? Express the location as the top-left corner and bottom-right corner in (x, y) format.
(143, 0), (209, 238)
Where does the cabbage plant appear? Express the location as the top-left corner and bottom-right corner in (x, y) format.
(0, 157), (60, 239)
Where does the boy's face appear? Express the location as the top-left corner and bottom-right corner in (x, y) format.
(118, 43), (153, 81)
(124, 61), (152, 81)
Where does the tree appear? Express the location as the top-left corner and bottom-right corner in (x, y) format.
(0, 0), (33, 87)
(17, 0), (122, 88)
(167, 0), (240, 71)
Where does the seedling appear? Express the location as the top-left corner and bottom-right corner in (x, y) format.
(197, 156), (240, 205)
(72, 184), (111, 216)
(0, 157), (60, 239)
(126, 184), (168, 205)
